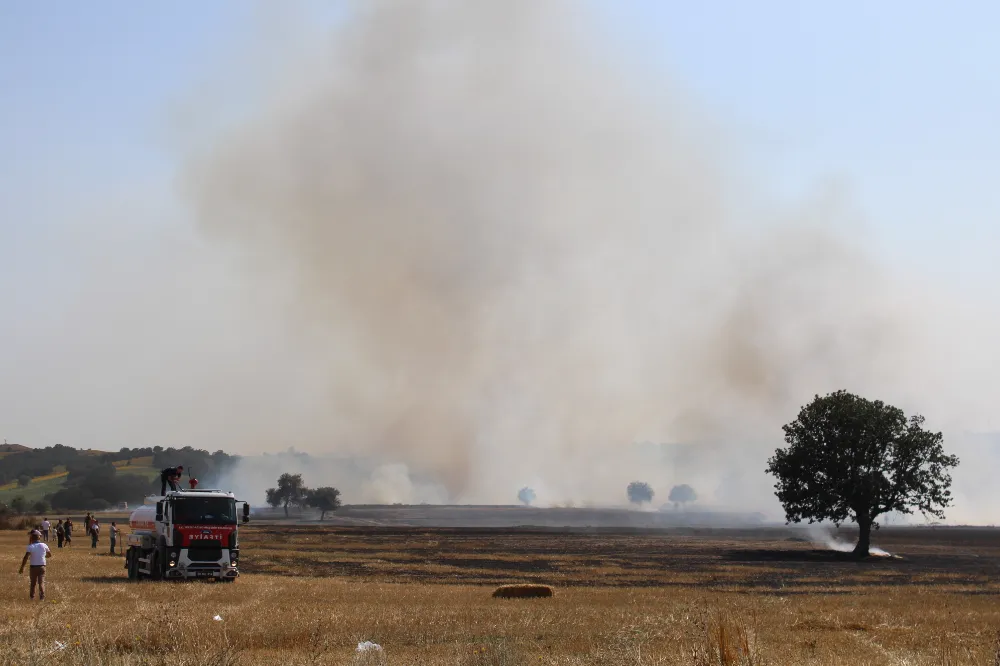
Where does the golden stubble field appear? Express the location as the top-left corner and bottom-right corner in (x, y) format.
(2, 523), (1000, 665)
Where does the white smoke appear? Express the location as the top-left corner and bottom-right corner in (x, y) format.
(805, 523), (892, 557)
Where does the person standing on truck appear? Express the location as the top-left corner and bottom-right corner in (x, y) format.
(41, 518), (50, 542)
(160, 465), (184, 495)
(19, 530), (51, 600)
(55, 520), (65, 548)
(109, 521), (119, 555)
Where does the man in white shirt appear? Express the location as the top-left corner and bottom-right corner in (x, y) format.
(41, 518), (51, 542)
(19, 530), (52, 600)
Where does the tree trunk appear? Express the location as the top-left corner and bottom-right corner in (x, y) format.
(853, 516), (871, 558)
(283, 502), (289, 518)
(320, 510), (326, 521)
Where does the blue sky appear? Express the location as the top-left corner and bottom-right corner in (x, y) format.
(601, 1), (1000, 293)
(2, 1), (997, 302)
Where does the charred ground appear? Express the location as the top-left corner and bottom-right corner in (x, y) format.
(241, 522), (1000, 593)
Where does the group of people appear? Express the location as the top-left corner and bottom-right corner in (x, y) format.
(34, 515), (119, 553)
(36, 517), (74, 547)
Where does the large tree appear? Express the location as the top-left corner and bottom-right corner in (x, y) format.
(668, 484), (697, 510)
(305, 487), (342, 520)
(265, 473), (308, 517)
(767, 390), (959, 557)
(626, 481), (654, 505)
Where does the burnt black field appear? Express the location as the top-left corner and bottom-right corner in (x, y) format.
(243, 504), (1000, 589)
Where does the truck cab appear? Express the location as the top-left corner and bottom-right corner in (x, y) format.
(125, 489), (250, 582)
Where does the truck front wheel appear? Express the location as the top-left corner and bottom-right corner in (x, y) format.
(127, 549), (139, 581)
(149, 550), (164, 580)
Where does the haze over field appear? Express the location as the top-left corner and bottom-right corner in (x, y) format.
(2, 2), (999, 521)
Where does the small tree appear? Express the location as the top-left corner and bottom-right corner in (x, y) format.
(265, 473), (308, 517)
(10, 496), (27, 514)
(17, 474), (32, 488)
(305, 487), (342, 520)
(767, 390), (959, 557)
(518, 487), (536, 506)
(32, 500), (50, 515)
(627, 481), (654, 505)
(668, 484), (697, 510)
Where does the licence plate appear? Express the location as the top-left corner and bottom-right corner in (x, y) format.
(193, 570), (214, 577)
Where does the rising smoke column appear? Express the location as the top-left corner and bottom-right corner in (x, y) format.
(182, 1), (915, 507)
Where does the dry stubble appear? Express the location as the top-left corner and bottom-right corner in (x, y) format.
(1, 527), (999, 665)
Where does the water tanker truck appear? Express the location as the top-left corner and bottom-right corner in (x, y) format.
(125, 488), (250, 582)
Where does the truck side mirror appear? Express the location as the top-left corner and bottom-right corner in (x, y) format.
(242, 502), (250, 523)
(155, 502), (163, 522)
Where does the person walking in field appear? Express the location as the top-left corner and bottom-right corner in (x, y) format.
(64, 518), (73, 546)
(84, 512), (93, 538)
(19, 530), (51, 601)
(109, 521), (119, 555)
(55, 520), (65, 548)
(90, 519), (100, 549)
(41, 518), (50, 542)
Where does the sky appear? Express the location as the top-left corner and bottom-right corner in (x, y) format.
(0, 2), (998, 517)
(3, 1), (997, 302)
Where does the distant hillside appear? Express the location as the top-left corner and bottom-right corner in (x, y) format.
(0, 442), (31, 458)
(0, 443), (240, 511)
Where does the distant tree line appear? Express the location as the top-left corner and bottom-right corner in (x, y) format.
(0, 444), (242, 511)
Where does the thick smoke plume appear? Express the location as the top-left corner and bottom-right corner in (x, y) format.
(179, 1), (990, 510)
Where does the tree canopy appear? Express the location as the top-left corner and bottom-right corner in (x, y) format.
(626, 481), (654, 505)
(265, 473), (308, 517)
(305, 487), (342, 520)
(668, 484), (697, 508)
(766, 390), (959, 557)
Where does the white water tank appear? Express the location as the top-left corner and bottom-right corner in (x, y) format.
(129, 505), (157, 531)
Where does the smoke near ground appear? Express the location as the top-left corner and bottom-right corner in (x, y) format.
(176, 0), (999, 513)
(805, 524), (892, 557)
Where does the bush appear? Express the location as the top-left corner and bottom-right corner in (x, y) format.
(17, 474), (32, 488)
(0, 505), (39, 531)
(49, 487), (94, 511)
(10, 496), (27, 514)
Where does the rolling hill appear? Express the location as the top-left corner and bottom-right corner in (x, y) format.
(0, 444), (238, 510)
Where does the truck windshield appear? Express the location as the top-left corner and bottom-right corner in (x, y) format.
(171, 498), (237, 525)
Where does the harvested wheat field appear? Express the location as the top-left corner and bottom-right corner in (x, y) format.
(2, 523), (1000, 665)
